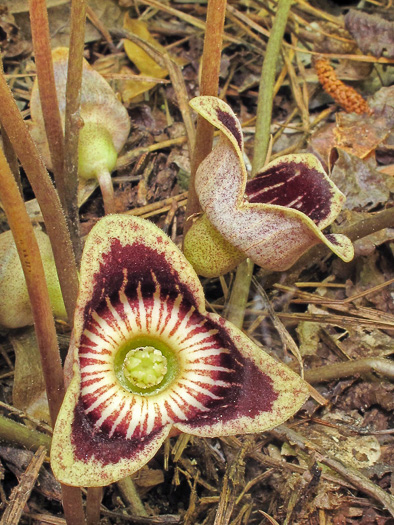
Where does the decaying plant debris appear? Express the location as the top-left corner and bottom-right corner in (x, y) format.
(0, 0), (393, 524)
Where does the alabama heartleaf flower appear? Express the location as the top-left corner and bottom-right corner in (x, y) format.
(51, 215), (309, 487)
(184, 96), (354, 277)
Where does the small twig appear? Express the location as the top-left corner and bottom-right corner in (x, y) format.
(117, 136), (187, 169)
(0, 446), (46, 525)
(125, 192), (188, 217)
(305, 358), (394, 384)
(86, 3), (113, 46)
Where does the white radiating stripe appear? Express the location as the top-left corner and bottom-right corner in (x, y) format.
(81, 364), (112, 374)
(94, 400), (119, 429)
(166, 393), (187, 420)
(137, 284), (148, 332)
(156, 295), (169, 335)
(287, 195), (303, 208)
(84, 385), (118, 414)
(81, 371), (108, 381)
(178, 329), (219, 350)
(150, 282), (163, 334)
(174, 387), (210, 412)
(161, 294), (183, 336)
(81, 376), (113, 395)
(247, 180), (285, 199)
(184, 373), (231, 388)
(186, 348), (230, 361)
(185, 364), (233, 373)
(178, 379), (221, 399)
(126, 401), (143, 439)
(91, 311), (121, 344)
(145, 403), (158, 434)
(119, 290), (139, 333)
(82, 329), (114, 350)
(106, 296), (129, 342)
(168, 306), (195, 344)
(157, 399), (171, 426)
(109, 396), (133, 438)
(139, 398), (150, 434)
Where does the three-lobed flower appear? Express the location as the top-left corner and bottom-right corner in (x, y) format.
(51, 215), (309, 487)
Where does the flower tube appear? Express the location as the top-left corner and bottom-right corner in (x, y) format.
(184, 96), (354, 277)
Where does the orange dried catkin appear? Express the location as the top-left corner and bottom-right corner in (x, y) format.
(315, 57), (371, 115)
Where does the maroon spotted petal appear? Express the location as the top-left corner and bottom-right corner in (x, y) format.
(51, 215), (309, 487)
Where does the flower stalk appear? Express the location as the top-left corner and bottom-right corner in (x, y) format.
(28, 0), (66, 203)
(0, 69), (79, 325)
(64, 0), (87, 262)
(184, 0), (227, 234)
(0, 147), (85, 525)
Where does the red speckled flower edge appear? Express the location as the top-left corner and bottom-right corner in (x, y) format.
(187, 96), (354, 272)
(51, 215), (309, 487)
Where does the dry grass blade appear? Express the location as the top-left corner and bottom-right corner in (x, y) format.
(0, 446), (46, 525)
(259, 511), (281, 525)
(125, 192), (188, 218)
(162, 54), (195, 155)
(252, 277), (304, 375)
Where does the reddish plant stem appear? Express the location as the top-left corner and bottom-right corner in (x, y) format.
(64, 0), (87, 263)
(28, 0), (66, 206)
(86, 487), (103, 525)
(0, 149), (86, 525)
(0, 70), (79, 326)
(183, 0), (227, 235)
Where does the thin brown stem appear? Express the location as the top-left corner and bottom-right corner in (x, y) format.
(86, 487), (103, 525)
(28, 0), (66, 204)
(64, 0), (87, 263)
(184, 0), (227, 234)
(0, 150), (64, 424)
(0, 69), (79, 326)
(0, 149), (86, 525)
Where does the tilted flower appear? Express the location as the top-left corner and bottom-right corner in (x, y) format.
(51, 215), (309, 487)
(184, 96), (354, 278)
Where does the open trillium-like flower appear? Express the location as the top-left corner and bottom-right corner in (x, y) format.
(51, 215), (309, 487)
(183, 96), (354, 278)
